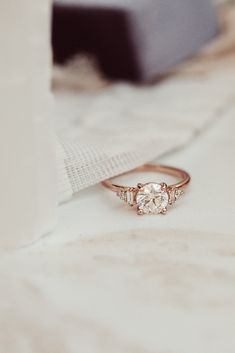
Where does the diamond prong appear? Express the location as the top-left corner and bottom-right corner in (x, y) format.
(137, 183), (144, 189)
(161, 208), (167, 214)
(137, 208), (144, 215)
(161, 182), (167, 190)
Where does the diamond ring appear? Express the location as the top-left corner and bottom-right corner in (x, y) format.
(102, 164), (191, 215)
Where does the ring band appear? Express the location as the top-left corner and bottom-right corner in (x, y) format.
(102, 164), (191, 215)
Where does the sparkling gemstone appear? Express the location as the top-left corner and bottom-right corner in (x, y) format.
(126, 191), (134, 205)
(117, 189), (134, 205)
(175, 188), (184, 199)
(168, 187), (184, 204)
(136, 183), (169, 214)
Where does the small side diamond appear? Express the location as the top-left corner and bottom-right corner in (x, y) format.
(175, 188), (184, 199)
(117, 189), (135, 206)
(126, 190), (134, 206)
(117, 189), (126, 202)
(168, 188), (184, 204)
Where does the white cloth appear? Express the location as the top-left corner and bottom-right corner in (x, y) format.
(56, 58), (235, 202)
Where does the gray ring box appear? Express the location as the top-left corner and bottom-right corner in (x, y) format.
(52, 0), (218, 81)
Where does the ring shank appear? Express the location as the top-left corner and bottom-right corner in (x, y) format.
(102, 164), (190, 192)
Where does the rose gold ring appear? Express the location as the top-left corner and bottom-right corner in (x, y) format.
(102, 164), (191, 215)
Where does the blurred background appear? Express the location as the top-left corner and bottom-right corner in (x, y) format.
(51, 0), (223, 89)
(52, 0), (217, 82)
(52, 0), (235, 201)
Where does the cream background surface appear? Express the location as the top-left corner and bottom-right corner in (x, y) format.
(1, 108), (235, 353)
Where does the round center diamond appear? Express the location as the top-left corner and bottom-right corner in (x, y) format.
(136, 183), (169, 214)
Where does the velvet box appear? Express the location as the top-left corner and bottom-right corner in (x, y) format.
(52, 0), (218, 81)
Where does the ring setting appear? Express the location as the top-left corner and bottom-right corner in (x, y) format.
(102, 164), (190, 215)
(136, 182), (170, 215)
